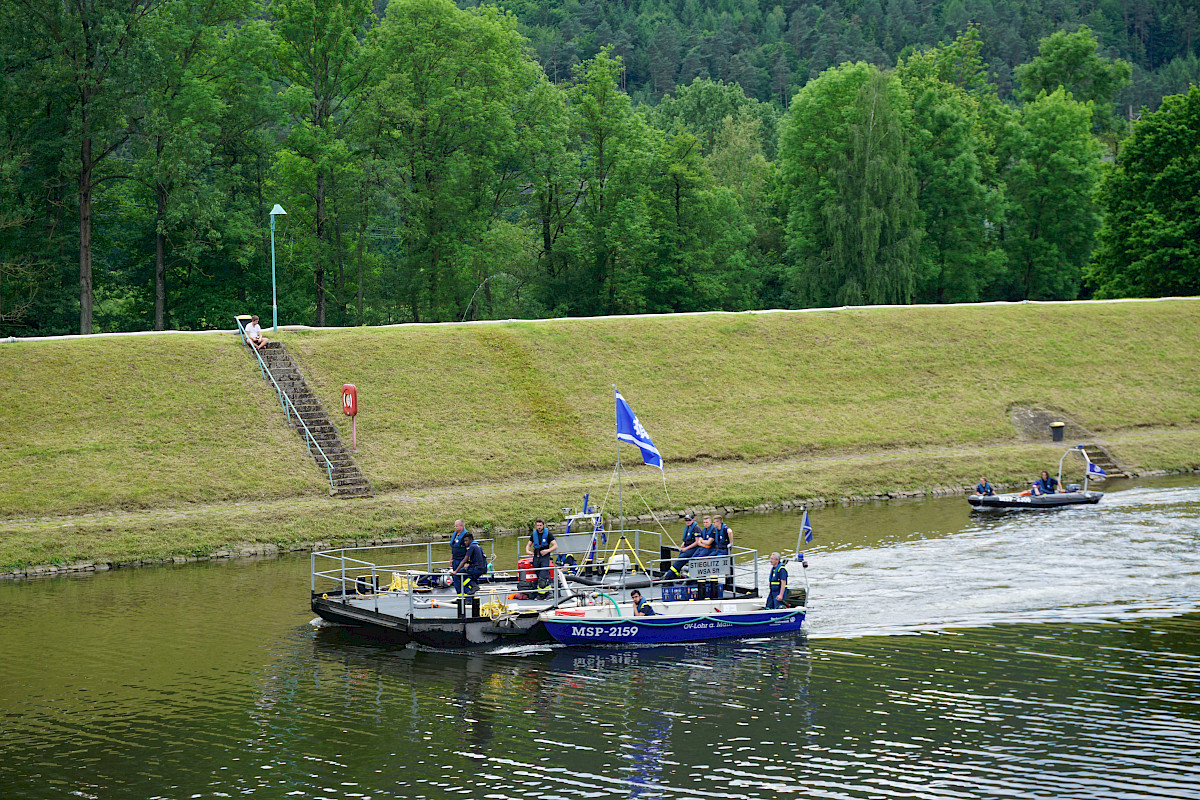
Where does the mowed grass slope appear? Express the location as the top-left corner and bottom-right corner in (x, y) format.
(288, 300), (1200, 492)
(0, 335), (325, 516)
(2, 299), (1197, 521)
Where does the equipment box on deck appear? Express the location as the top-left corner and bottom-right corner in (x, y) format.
(661, 583), (700, 602)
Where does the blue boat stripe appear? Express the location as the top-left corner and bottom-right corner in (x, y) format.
(550, 609), (804, 627)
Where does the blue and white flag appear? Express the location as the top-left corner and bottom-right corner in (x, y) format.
(615, 388), (662, 470)
(1086, 462), (1107, 479)
(795, 508), (814, 561)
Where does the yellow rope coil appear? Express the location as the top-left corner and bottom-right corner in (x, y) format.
(480, 591), (508, 620)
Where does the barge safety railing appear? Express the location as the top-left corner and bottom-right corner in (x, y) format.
(235, 316), (335, 491)
(312, 540), (500, 615)
(312, 534), (762, 615)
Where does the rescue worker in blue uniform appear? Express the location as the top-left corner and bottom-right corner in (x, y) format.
(976, 478), (995, 496)
(766, 552), (788, 609)
(709, 514), (733, 597)
(449, 519), (469, 594)
(663, 513), (704, 579)
(631, 590), (656, 616)
(454, 533), (488, 596)
(711, 514), (731, 556)
(1038, 470), (1061, 494)
(526, 518), (557, 595)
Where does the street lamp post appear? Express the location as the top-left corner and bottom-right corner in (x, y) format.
(269, 204), (287, 333)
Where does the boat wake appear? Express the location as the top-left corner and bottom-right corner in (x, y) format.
(807, 482), (1200, 638)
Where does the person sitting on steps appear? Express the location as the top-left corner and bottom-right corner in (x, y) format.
(244, 315), (267, 351)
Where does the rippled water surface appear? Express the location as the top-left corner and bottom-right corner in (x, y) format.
(2, 476), (1199, 799)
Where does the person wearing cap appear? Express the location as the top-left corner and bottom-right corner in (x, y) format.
(663, 513), (704, 579)
(244, 315), (267, 350)
(630, 590), (656, 616)
(526, 518), (557, 595)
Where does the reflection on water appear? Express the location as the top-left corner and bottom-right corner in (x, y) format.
(1, 475), (1198, 798)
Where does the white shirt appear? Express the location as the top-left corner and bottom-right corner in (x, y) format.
(245, 322), (262, 340)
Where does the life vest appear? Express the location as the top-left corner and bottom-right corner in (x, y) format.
(465, 542), (487, 571)
(713, 524), (731, 552)
(450, 529), (467, 564)
(531, 527), (552, 552)
(634, 597), (656, 616)
(681, 521), (699, 546)
(769, 563), (788, 593)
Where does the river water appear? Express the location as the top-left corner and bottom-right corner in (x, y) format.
(2, 475), (1199, 799)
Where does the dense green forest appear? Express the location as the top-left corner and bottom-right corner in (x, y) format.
(1, 0), (1197, 336)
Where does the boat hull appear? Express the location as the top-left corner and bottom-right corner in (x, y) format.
(312, 592), (552, 648)
(968, 490), (1103, 509)
(543, 608), (805, 646)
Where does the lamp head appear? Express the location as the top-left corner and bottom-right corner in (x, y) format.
(269, 204), (287, 216)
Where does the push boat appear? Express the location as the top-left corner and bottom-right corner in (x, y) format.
(968, 445), (1105, 510)
(541, 596), (805, 646)
(310, 505), (807, 649)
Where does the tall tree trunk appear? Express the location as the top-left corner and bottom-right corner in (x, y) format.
(541, 190), (554, 272)
(334, 206), (346, 325)
(356, 192), (368, 324)
(79, 136), (93, 335)
(154, 184), (167, 330)
(315, 169), (327, 326)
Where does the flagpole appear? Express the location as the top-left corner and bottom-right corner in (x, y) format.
(797, 506), (812, 608)
(793, 509), (805, 563)
(614, 385), (624, 532)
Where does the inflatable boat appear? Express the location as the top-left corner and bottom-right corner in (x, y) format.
(968, 489), (1103, 509)
(969, 445), (1105, 510)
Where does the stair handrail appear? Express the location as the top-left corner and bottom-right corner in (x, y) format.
(236, 317), (336, 491)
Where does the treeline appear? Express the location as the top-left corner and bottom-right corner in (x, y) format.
(506, 0), (1200, 111)
(0, 0), (1197, 336)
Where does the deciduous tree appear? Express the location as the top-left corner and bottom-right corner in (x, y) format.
(1088, 85), (1200, 298)
(779, 63), (921, 307)
(1014, 26), (1132, 130)
(11, 0), (163, 333)
(273, 0), (376, 326)
(998, 89), (1102, 301)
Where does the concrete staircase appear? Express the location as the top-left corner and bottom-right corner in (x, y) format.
(1078, 443), (1127, 479)
(253, 342), (373, 498)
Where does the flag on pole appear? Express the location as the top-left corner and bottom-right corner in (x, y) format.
(615, 388), (662, 470)
(795, 508), (814, 561)
(1086, 462), (1107, 479)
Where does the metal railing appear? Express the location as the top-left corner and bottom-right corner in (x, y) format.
(312, 540), (499, 615)
(236, 316), (335, 490)
(310, 533), (761, 615)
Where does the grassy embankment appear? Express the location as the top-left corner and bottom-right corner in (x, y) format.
(2, 299), (1199, 572)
